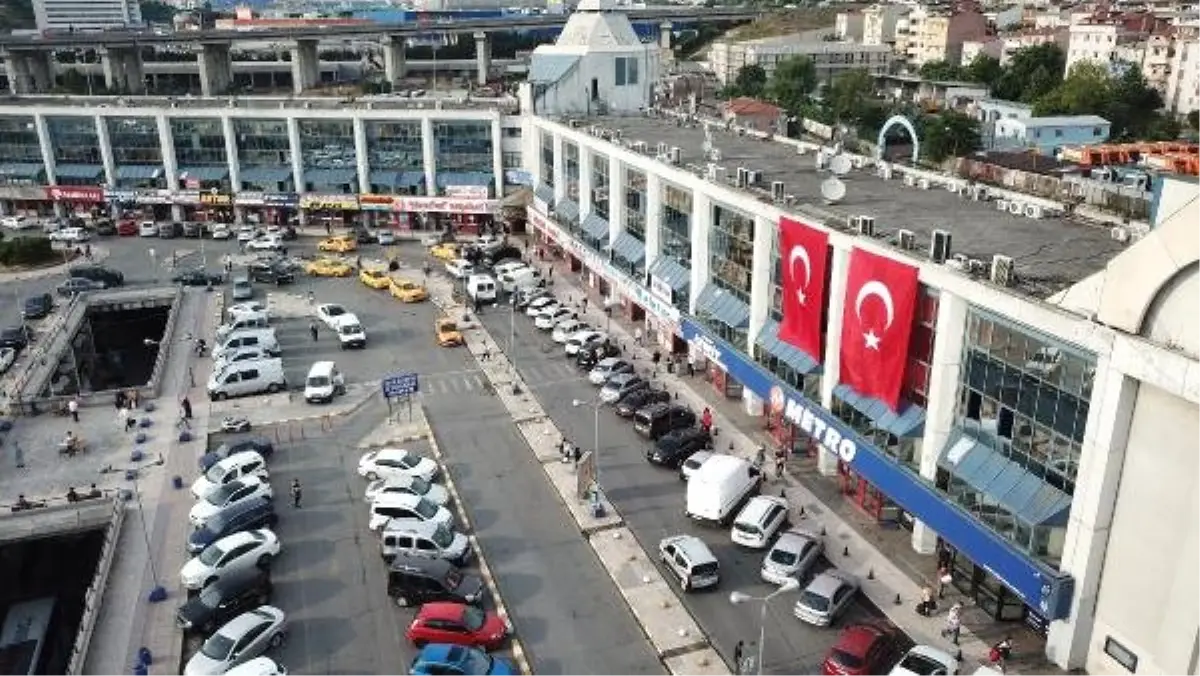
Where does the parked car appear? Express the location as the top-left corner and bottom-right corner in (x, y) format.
(534, 306), (575, 331)
(158, 222), (182, 238)
(138, 220), (159, 237)
(69, 264), (124, 287)
(0, 347), (16, 375)
(551, 319), (589, 343)
(795, 571), (860, 627)
(679, 450), (714, 482)
(761, 529), (825, 585)
(0, 326), (31, 352)
(386, 555), (485, 607)
(187, 497), (278, 554)
(564, 330), (606, 356)
(822, 624), (907, 676)
(191, 452), (269, 500)
(224, 657), (286, 676)
(523, 296), (557, 317)
(49, 226), (90, 243)
(117, 219), (139, 236)
(182, 606), (288, 676)
(189, 476), (274, 527)
(21, 293), (53, 320)
(731, 495), (790, 549)
(887, 645), (960, 676)
(409, 644), (516, 676)
(358, 448), (438, 483)
(380, 519), (471, 567)
(181, 221), (203, 238)
(57, 277), (103, 297)
(93, 219), (116, 236)
(314, 303), (350, 329)
(211, 224), (232, 240)
(179, 528), (280, 589)
(248, 261), (295, 285)
(599, 373), (647, 404)
(575, 343), (620, 371)
(176, 568), (273, 635)
(199, 437), (275, 472)
(615, 388), (671, 418)
(658, 534), (720, 592)
(645, 428), (712, 468)
(587, 357), (634, 385)
(633, 403), (697, 440)
(406, 603), (508, 650)
(364, 475), (450, 507)
(247, 234), (284, 251)
(173, 268), (224, 286)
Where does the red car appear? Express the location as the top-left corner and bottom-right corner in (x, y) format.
(822, 624), (905, 675)
(405, 602), (508, 650)
(117, 219), (138, 236)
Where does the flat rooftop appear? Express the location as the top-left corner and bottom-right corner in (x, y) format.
(0, 93), (520, 113)
(588, 115), (1126, 296)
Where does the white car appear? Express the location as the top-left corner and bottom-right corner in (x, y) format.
(679, 450), (714, 481)
(183, 606), (288, 676)
(367, 493), (454, 532)
(551, 319), (589, 343)
(534, 307), (575, 330)
(213, 347), (270, 371)
(364, 475), (450, 507)
(0, 347), (16, 375)
(444, 258), (474, 279)
(314, 302), (350, 329)
(211, 224), (232, 240)
(227, 301), (268, 320)
(247, 235), (283, 251)
(888, 645), (961, 676)
(731, 495), (790, 548)
(190, 451), (269, 500)
(524, 296), (558, 317)
(224, 657), (288, 676)
(588, 357), (633, 385)
(236, 227), (257, 242)
(1, 215), (34, 230)
(139, 221), (158, 236)
(357, 448), (439, 483)
(376, 230), (397, 245)
(189, 476), (274, 527)
(564, 330), (605, 356)
(179, 529), (281, 590)
(793, 571), (860, 627)
(49, 227), (90, 243)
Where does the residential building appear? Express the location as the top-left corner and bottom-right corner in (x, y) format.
(32, 0), (143, 32)
(1114, 32), (1173, 94)
(709, 36), (893, 86)
(896, 5), (991, 67)
(961, 37), (1004, 65)
(1164, 20), (1199, 115)
(836, 10), (865, 42)
(993, 114), (1112, 154)
(1065, 12), (1169, 74)
(862, 3), (911, 46)
(720, 98), (786, 134)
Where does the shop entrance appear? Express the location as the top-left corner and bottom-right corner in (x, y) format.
(837, 462), (905, 526)
(945, 545), (1037, 626)
(707, 364), (744, 400)
(629, 302), (646, 323)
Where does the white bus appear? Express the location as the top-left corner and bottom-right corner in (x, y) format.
(0, 597), (56, 675)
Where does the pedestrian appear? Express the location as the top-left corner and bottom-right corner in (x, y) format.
(686, 354), (696, 377)
(291, 479), (302, 508)
(84, 243), (92, 259)
(634, 327), (643, 346)
(118, 405), (130, 430)
(13, 440), (25, 469)
(480, 345), (491, 361)
(571, 443), (582, 470)
(307, 289), (316, 305)
(917, 585), (936, 616)
(325, 222), (332, 235)
(774, 447), (787, 478)
(546, 265), (553, 279)
(701, 407), (713, 433)
(652, 350), (662, 369)
(733, 640), (745, 674)
(128, 389), (139, 410)
(560, 438), (572, 463)
(754, 444), (766, 468)
(422, 261), (431, 280)
(309, 320), (319, 342)
(941, 603), (962, 645)
(114, 390), (125, 410)
(67, 397), (79, 422)
(989, 637), (1013, 673)
(125, 410), (138, 432)
(581, 296), (588, 313)
(936, 564), (951, 598)
(181, 396), (192, 420)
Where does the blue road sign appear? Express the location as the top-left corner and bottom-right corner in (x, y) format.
(382, 372), (419, 398)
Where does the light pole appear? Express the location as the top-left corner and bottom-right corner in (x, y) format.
(729, 577), (800, 675)
(572, 396), (602, 490)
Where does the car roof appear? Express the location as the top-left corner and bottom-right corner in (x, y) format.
(376, 447), (415, 461)
(381, 517), (441, 536)
(740, 495), (787, 522)
(597, 357), (620, 367)
(417, 602), (469, 622)
(606, 373), (637, 385)
(374, 492), (425, 508)
(213, 451), (264, 469)
(390, 553), (453, 574)
(774, 529), (819, 551)
(207, 566), (268, 594)
(808, 571), (854, 596)
(835, 624), (888, 652)
(662, 534), (716, 562)
(218, 608), (273, 636)
(212, 529), (261, 548)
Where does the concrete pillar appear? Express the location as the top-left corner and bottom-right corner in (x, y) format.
(491, 116), (503, 200)
(659, 21), (673, 50)
(198, 42), (233, 97)
(551, 134), (565, 204)
(644, 171), (662, 257)
(525, 120), (541, 186)
(473, 32), (491, 87)
(747, 214), (773, 349)
(607, 154), (624, 243)
(421, 116), (436, 196)
(688, 192), (711, 315)
(577, 144), (593, 219)
(101, 47), (144, 93)
(818, 244), (850, 476)
(353, 117), (370, 196)
(124, 50), (145, 94)
(383, 35), (407, 90)
(34, 113), (57, 186)
(912, 289), (969, 554)
(291, 39), (320, 94)
(95, 115), (116, 189)
(221, 115), (241, 192)
(1046, 360), (1139, 670)
(287, 117), (304, 193)
(24, 51), (53, 93)
(157, 113), (180, 192)
(5, 52), (31, 95)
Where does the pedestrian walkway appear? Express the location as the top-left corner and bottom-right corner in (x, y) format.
(545, 263), (1062, 676)
(0, 245), (110, 282)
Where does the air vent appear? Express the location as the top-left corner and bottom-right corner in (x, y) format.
(897, 229), (915, 250)
(747, 170), (761, 185)
(857, 216), (875, 237)
(568, 119), (582, 128)
(736, 168), (748, 188)
(991, 255), (1015, 287)
(632, 141), (647, 153)
(947, 253), (969, 271)
(669, 147), (681, 165)
(657, 141), (669, 156)
(929, 229), (952, 263)
(771, 181), (784, 202)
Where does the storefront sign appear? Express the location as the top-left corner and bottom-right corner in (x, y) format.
(104, 189), (138, 203)
(138, 189), (175, 205)
(393, 196), (497, 215)
(358, 194), (396, 212)
(47, 186), (103, 202)
(650, 275), (674, 305)
(235, 191), (266, 206)
(264, 193), (299, 208)
(300, 194), (359, 211)
(505, 169), (533, 186)
(675, 315), (1076, 620)
(175, 190), (202, 205)
(200, 192), (232, 206)
(443, 185), (490, 200)
(0, 185), (48, 200)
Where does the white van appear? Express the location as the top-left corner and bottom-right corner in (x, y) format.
(215, 311), (270, 341)
(466, 274), (497, 305)
(686, 455), (763, 526)
(445, 258), (474, 279)
(368, 492), (453, 532)
(499, 267), (543, 294)
(332, 313), (367, 349)
(190, 451), (269, 499)
(214, 328), (280, 360)
(304, 360), (345, 403)
(206, 358), (287, 401)
(379, 519), (471, 567)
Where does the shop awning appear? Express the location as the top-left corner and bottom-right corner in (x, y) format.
(755, 319), (821, 375)
(55, 164), (104, 181)
(611, 232), (645, 266)
(437, 171), (492, 188)
(305, 168), (358, 186)
(938, 429), (1073, 527)
(832, 383), (925, 438)
(529, 54), (580, 85)
(580, 212), (608, 240)
(0, 162), (46, 179)
(115, 165), (164, 181)
(696, 284), (750, 329)
(240, 166), (293, 184)
(648, 255), (690, 292)
(534, 183), (554, 205)
(370, 170), (424, 189)
(555, 198), (579, 223)
(179, 166), (229, 182)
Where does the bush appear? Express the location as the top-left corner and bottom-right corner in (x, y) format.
(0, 236), (56, 267)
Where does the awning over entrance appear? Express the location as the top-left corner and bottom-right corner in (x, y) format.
(115, 165), (164, 180)
(180, 166), (229, 182)
(534, 183), (554, 205)
(580, 212), (608, 240)
(55, 164), (104, 181)
(370, 170), (424, 189)
(938, 429), (1072, 527)
(0, 162), (46, 180)
(696, 284), (750, 329)
(832, 383), (926, 438)
(555, 198), (579, 223)
(240, 166), (293, 184)
(611, 232), (645, 266)
(305, 168), (357, 185)
(755, 319), (821, 375)
(437, 171), (492, 187)
(648, 256), (689, 292)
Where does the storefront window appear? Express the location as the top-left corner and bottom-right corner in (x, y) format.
(106, 117), (165, 189)
(298, 119), (358, 193)
(903, 288), (940, 408)
(46, 116), (102, 185)
(563, 141), (579, 202)
(833, 397), (919, 472)
(624, 168), (647, 241)
(171, 118), (230, 192)
(0, 115), (46, 185)
(540, 131), (554, 188)
(709, 202), (754, 304)
(365, 120), (424, 196)
(434, 121), (492, 197)
(661, 182), (691, 260)
(591, 151), (609, 220)
(234, 119), (293, 192)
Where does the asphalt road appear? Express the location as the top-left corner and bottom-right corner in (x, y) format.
(475, 298), (895, 675)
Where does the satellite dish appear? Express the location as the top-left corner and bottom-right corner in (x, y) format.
(830, 154), (852, 176)
(821, 177), (846, 205)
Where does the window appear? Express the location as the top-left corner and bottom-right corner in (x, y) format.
(661, 182), (692, 261)
(564, 141), (580, 201)
(591, 151), (610, 220)
(0, 115), (46, 186)
(615, 56), (640, 86)
(299, 119), (358, 193)
(1054, 129), (1063, 138)
(46, 115), (101, 167)
(171, 118), (229, 191)
(624, 168), (647, 241)
(540, 131), (555, 188)
(709, 202), (754, 302)
(1092, 127), (1102, 136)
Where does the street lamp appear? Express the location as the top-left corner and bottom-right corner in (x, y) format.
(571, 396), (602, 490)
(728, 578), (801, 675)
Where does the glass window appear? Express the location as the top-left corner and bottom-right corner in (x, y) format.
(709, 202), (754, 303)
(591, 151), (609, 220)
(563, 141), (579, 202)
(434, 120), (492, 191)
(661, 182), (691, 261)
(615, 56), (639, 86)
(502, 152), (522, 170)
(540, 130), (554, 188)
(0, 116), (45, 185)
(365, 120), (423, 195)
(234, 119), (293, 192)
(624, 168), (647, 241)
(171, 118), (228, 170)
(298, 118), (357, 192)
(106, 116), (165, 189)
(46, 115), (102, 167)
(901, 286), (939, 408)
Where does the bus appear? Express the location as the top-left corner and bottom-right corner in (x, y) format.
(0, 597), (56, 676)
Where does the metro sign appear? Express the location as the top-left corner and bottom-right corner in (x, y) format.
(770, 385), (858, 464)
(689, 334), (725, 370)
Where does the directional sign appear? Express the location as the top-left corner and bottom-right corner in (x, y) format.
(382, 372), (419, 398)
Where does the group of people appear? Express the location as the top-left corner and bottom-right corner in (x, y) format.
(115, 389), (143, 433)
(559, 438), (583, 467)
(912, 548), (1015, 674)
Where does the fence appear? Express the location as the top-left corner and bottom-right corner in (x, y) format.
(65, 497), (126, 675)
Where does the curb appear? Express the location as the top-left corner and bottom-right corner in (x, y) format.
(422, 409), (534, 676)
(207, 390), (377, 433)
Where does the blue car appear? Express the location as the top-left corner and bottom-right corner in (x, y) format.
(409, 645), (515, 676)
(198, 437), (275, 472)
(186, 497), (277, 554)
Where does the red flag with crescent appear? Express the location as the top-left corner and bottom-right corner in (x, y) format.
(839, 248), (919, 411)
(777, 216), (829, 361)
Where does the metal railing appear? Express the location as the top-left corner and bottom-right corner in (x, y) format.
(65, 496), (126, 675)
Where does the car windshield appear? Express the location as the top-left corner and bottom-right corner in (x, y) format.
(462, 606), (487, 632)
(308, 376), (330, 387)
(897, 653), (947, 675)
(800, 590), (830, 612)
(340, 324), (362, 334)
(200, 633), (235, 660)
(694, 561), (719, 576)
(415, 499), (437, 519)
(208, 482), (241, 505)
(432, 524), (453, 548)
(769, 547), (799, 566)
(830, 648), (865, 671)
(205, 464), (229, 483)
(462, 649), (492, 675)
(444, 569), (463, 589)
(733, 522), (761, 536)
(410, 476), (431, 495)
(198, 543), (226, 565)
(326, 306), (346, 317)
(441, 322), (457, 332)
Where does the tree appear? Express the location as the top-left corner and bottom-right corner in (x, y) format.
(824, 68), (875, 124)
(726, 64), (767, 99)
(992, 43), (1066, 102)
(140, 1), (177, 23)
(963, 54), (1003, 88)
(922, 111), (982, 162)
(1034, 61), (1113, 117)
(766, 56), (818, 115)
(1188, 110), (1199, 131)
(919, 60), (964, 82)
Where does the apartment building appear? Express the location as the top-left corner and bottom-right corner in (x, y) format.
(1065, 12), (1168, 74)
(1115, 32), (1173, 92)
(1164, 20), (1200, 115)
(862, 3), (911, 46)
(709, 36), (893, 85)
(836, 11), (866, 42)
(32, 0), (143, 32)
(963, 27), (1070, 67)
(895, 5), (990, 67)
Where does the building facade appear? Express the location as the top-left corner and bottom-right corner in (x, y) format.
(0, 100), (525, 233)
(861, 3), (910, 47)
(33, 0), (143, 32)
(992, 115), (1111, 155)
(709, 36), (893, 86)
(895, 6), (990, 67)
(1165, 20), (1200, 116)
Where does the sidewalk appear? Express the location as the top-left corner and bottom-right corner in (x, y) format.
(546, 264), (1062, 676)
(0, 245), (110, 282)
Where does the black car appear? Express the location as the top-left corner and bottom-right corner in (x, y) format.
(248, 261), (296, 286)
(21, 293), (53, 320)
(199, 437), (276, 472)
(69, 264), (124, 287)
(615, 387), (672, 418)
(353, 228), (376, 244)
(0, 326), (31, 352)
(93, 219), (117, 236)
(280, 225), (298, 241)
(482, 245), (522, 268)
(646, 427), (712, 468)
(386, 555), (486, 607)
(187, 497), (278, 554)
(575, 343), (621, 371)
(633, 403), (698, 440)
(57, 277), (103, 297)
(158, 222), (182, 238)
(181, 222), (202, 238)
(176, 568), (272, 635)
(514, 287), (550, 309)
(172, 269), (223, 286)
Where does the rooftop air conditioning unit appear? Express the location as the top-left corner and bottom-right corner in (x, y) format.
(857, 216), (876, 237)
(968, 258), (987, 275)
(747, 170), (761, 185)
(706, 165), (724, 182)
(898, 229), (916, 250)
(771, 181), (785, 202)
(1111, 226), (1130, 243)
(996, 198), (1009, 212)
(568, 119), (582, 128)
(947, 253), (970, 271)
(991, 255), (1015, 287)
(736, 167), (748, 188)
(904, 174), (917, 187)
(918, 178), (931, 190)
(632, 141), (647, 153)
(972, 185), (988, 201)
(669, 147), (682, 165)
(852, 156), (866, 169)
(611, 129), (622, 141)
(879, 163), (893, 180)
(930, 229), (952, 264)
(1008, 201), (1024, 216)
(1025, 204), (1043, 219)
(657, 141), (668, 155)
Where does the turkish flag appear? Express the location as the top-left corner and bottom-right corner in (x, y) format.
(777, 216), (828, 360)
(839, 248), (920, 411)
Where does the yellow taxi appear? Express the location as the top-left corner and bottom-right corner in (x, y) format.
(435, 318), (463, 347)
(429, 243), (458, 261)
(389, 278), (429, 303)
(304, 258), (353, 277)
(359, 268), (392, 290)
(318, 235), (357, 253)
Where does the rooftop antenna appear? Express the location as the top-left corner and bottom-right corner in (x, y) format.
(821, 177), (846, 205)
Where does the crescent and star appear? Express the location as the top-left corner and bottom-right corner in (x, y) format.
(854, 280), (896, 351)
(787, 245), (812, 306)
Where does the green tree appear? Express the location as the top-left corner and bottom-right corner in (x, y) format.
(963, 54), (1003, 87)
(140, 0), (177, 23)
(993, 43), (1066, 102)
(726, 64), (767, 98)
(1187, 110), (1199, 131)
(0, 0), (35, 31)
(766, 56), (818, 115)
(824, 68), (875, 123)
(1034, 61), (1113, 116)
(922, 111), (982, 162)
(919, 60), (964, 82)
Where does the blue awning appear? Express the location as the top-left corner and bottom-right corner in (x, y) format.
(534, 183), (554, 205)
(696, 284), (751, 329)
(179, 166), (229, 182)
(115, 165), (164, 181)
(370, 170), (424, 188)
(648, 255), (690, 292)
(555, 198), (579, 223)
(529, 54), (580, 84)
(437, 171), (492, 188)
(832, 383), (925, 438)
(580, 212), (609, 240)
(240, 166), (293, 184)
(305, 168), (357, 186)
(938, 429), (1072, 527)
(755, 319), (821, 375)
(612, 231), (646, 265)
(55, 164), (104, 180)
(0, 162), (46, 178)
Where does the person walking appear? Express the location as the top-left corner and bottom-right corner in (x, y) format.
(700, 407), (713, 433)
(181, 396), (192, 420)
(571, 443), (582, 471)
(774, 446), (787, 479)
(936, 564), (952, 598)
(941, 602), (963, 645)
(754, 444), (766, 469)
(917, 585), (936, 616)
(118, 405), (130, 431)
(13, 440), (25, 469)
(290, 479), (303, 508)
(989, 637), (1013, 674)
(309, 320), (319, 342)
(686, 354), (696, 377)
(67, 398), (79, 423)
(733, 641), (745, 675)
(634, 327), (643, 346)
